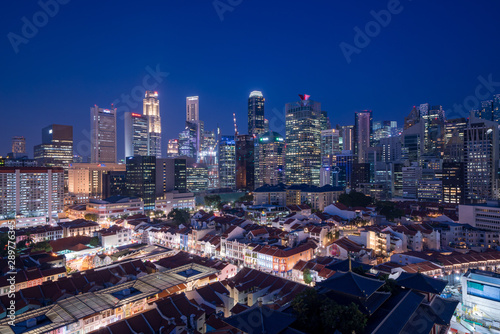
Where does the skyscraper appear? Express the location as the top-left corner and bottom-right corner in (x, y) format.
(167, 139), (179, 158)
(11, 136), (26, 157)
(464, 116), (499, 203)
(126, 155), (156, 210)
(143, 91), (161, 158)
(199, 130), (219, 189)
(186, 96), (199, 122)
(219, 135), (236, 189)
(124, 112), (148, 158)
(248, 91), (265, 137)
(255, 131), (285, 188)
(354, 110), (372, 163)
(339, 125), (354, 152)
(156, 157), (189, 196)
(285, 95), (321, 186)
(34, 124), (73, 173)
(91, 105), (117, 163)
(184, 96), (203, 160)
(320, 129), (341, 168)
(235, 134), (254, 191)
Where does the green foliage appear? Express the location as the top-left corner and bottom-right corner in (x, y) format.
(84, 213), (98, 222)
(376, 201), (405, 221)
(303, 268), (313, 285)
(0, 234), (10, 257)
(153, 210), (164, 218)
(292, 289), (367, 334)
(378, 274), (400, 294)
(204, 195), (222, 209)
(167, 208), (191, 226)
(338, 191), (373, 208)
(238, 193), (254, 202)
(32, 241), (52, 252)
(89, 237), (100, 247)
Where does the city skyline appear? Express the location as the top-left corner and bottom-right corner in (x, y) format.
(2, 1), (500, 157)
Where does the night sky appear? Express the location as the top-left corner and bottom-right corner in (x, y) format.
(1, 0), (500, 160)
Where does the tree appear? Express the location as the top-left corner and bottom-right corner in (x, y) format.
(16, 233), (33, 250)
(238, 193), (254, 203)
(167, 208), (191, 226)
(84, 213), (98, 222)
(303, 268), (313, 285)
(338, 191), (372, 208)
(32, 241), (52, 252)
(376, 201), (404, 221)
(89, 237), (100, 247)
(292, 288), (367, 334)
(153, 210), (164, 219)
(204, 195), (222, 209)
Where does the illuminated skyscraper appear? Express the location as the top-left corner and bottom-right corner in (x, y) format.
(285, 94), (321, 186)
(34, 124), (73, 174)
(186, 96), (199, 122)
(167, 139), (179, 158)
(354, 110), (372, 163)
(320, 129), (341, 168)
(199, 130), (219, 189)
(219, 135), (236, 189)
(184, 96), (203, 159)
(255, 131), (285, 188)
(91, 105), (117, 163)
(143, 91), (161, 158)
(464, 116), (499, 203)
(339, 125), (354, 151)
(236, 134), (254, 191)
(124, 112), (148, 158)
(248, 91), (265, 136)
(11, 136), (26, 157)
(126, 155), (156, 210)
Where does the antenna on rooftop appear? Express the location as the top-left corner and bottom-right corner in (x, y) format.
(348, 253), (352, 272)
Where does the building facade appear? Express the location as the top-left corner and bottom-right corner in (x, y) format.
(90, 106), (117, 164)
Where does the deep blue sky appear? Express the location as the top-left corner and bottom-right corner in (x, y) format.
(1, 0), (500, 160)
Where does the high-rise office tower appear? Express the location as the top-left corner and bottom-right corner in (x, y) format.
(339, 125), (354, 152)
(354, 110), (372, 163)
(185, 96), (203, 159)
(34, 124), (73, 173)
(248, 91), (265, 137)
(421, 104), (445, 157)
(187, 163), (209, 192)
(124, 112), (148, 158)
(12, 136), (26, 157)
(441, 162), (465, 204)
(464, 117), (499, 203)
(380, 136), (402, 163)
(200, 130), (219, 190)
(404, 106), (420, 130)
(167, 139), (179, 158)
(320, 129), (341, 168)
(219, 135), (236, 189)
(156, 157), (189, 196)
(255, 131), (285, 188)
(477, 94), (500, 123)
(126, 155), (156, 210)
(235, 134), (254, 191)
(285, 94), (321, 186)
(320, 111), (331, 130)
(402, 121), (424, 163)
(91, 105), (117, 163)
(143, 91), (162, 158)
(179, 123), (198, 158)
(186, 96), (199, 122)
